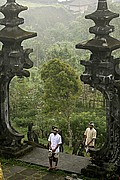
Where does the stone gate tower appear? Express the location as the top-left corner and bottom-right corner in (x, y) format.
(0, 0), (37, 157)
(76, 0), (120, 174)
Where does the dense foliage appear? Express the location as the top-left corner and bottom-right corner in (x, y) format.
(41, 58), (82, 147)
(8, 0), (120, 152)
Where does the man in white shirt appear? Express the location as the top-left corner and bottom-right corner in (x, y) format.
(48, 127), (62, 170)
(84, 122), (97, 154)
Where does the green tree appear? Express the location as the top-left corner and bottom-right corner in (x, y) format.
(46, 42), (84, 74)
(9, 67), (43, 127)
(41, 58), (82, 147)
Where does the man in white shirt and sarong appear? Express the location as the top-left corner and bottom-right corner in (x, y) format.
(84, 121), (97, 155)
(48, 127), (62, 170)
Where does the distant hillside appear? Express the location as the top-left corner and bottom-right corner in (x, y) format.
(16, 0), (58, 6)
(0, 2), (75, 34)
(21, 5), (74, 31)
(22, 0), (57, 3)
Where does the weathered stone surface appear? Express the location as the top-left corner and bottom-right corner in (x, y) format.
(18, 147), (90, 174)
(0, 0), (37, 157)
(76, 0), (120, 173)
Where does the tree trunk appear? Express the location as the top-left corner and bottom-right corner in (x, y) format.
(68, 120), (73, 148)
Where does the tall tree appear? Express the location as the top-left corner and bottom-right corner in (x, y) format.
(46, 42), (83, 74)
(41, 58), (82, 147)
(9, 67), (43, 126)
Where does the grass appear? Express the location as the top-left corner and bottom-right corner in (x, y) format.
(39, 138), (48, 146)
(63, 144), (73, 154)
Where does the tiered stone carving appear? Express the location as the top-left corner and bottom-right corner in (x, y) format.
(0, 0), (37, 157)
(76, 0), (120, 171)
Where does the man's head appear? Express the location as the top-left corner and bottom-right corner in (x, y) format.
(89, 122), (94, 129)
(53, 127), (58, 135)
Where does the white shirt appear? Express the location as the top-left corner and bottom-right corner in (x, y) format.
(48, 133), (62, 153)
(84, 127), (97, 147)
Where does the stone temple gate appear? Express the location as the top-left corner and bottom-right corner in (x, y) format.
(76, 0), (120, 174)
(0, 0), (37, 157)
(0, 0), (120, 176)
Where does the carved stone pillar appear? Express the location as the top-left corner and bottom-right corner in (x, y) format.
(0, 0), (37, 157)
(76, 0), (120, 174)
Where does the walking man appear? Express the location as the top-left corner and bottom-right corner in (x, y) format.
(84, 121), (97, 155)
(48, 127), (62, 170)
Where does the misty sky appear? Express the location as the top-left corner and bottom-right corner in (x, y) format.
(0, 0), (112, 5)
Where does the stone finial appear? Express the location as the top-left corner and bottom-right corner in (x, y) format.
(7, 0), (15, 2)
(0, 0), (37, 43)
(0, 0), (27, 27)
(85, 0), (119, 36)
(97, 0), (108, 10)
(76, 0), (120, 52)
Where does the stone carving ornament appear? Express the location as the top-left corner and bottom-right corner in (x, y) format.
(76, 0), (120, 170)
(0, 0), (37, 157)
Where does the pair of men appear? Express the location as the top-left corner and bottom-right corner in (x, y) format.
(48, 127), (62, 170)
(48, 122), (96, 170)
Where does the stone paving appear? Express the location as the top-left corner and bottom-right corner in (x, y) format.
(2, 147), (91, 179)
(3, 164), (65, 180)
(18, 147), (90, 174)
